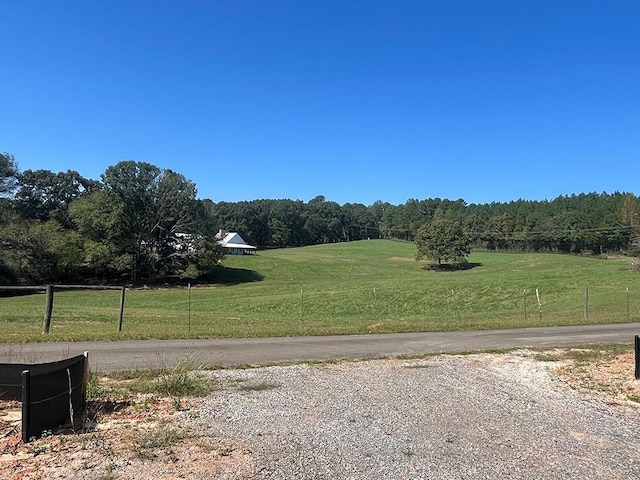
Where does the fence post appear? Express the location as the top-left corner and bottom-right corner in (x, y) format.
(21, 370), (31, 443)
(188, 283), (192, 334)
(117, 287), (126, 332)
(583, 287), (589, 321)
(523, 289), (528, 321)
(42, 285), (54, 333)
(635, 335), (639, 380)
(81, 351), (90, 412)
(451, 289), (461, 322)
(627, 287), (630, 321)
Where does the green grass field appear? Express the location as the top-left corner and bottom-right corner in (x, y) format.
(1, 240), (639, 342)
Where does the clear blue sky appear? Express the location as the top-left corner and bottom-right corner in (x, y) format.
(2, 1), (639, 206)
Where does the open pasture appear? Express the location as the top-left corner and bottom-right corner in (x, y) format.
(0, 240), (638, 342)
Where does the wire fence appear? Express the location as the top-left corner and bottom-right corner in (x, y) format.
(1, 283), (639, 339)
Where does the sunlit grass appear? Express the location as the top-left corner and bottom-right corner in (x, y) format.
(1, 240), (638, 342)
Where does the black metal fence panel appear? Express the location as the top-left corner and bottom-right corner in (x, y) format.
(0, 362), (31, 400)
(0, 354), (87, 442)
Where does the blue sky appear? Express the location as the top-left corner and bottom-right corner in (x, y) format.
(2, 1), (639, 206)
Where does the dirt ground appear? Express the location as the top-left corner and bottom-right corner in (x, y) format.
(1, 348), (639, 480)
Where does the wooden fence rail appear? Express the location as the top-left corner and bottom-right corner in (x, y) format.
(0, 285), (123, 291)
(0, 285), (126, 333)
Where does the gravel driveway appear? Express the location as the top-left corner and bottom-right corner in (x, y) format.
(189, 352), (640, 480)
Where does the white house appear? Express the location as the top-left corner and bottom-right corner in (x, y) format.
(215, 229), (257, 255)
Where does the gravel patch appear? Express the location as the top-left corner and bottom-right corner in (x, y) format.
(189, 352), (640, 480)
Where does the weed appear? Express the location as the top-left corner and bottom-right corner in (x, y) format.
(532, 344), (632, 364)
(96, 466), (118, 480)
(97, 474), (118, 480)
(238, 381), (280, 392)
(121, 359), (215, 398)
(154, 362), (213, 398)
(532, 352), (564, 362)
(86, 371), (107, 399)
(133, 424), (186, 459)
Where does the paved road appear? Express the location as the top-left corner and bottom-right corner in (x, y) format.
(1, 322), (639, 372)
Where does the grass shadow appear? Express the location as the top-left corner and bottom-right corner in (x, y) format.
(206, 266), (264, 285)
(423, 262), (483, 272)
(0, 289), (44, 298)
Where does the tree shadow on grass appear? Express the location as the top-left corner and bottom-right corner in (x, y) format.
(206, 266), (264, 285)
(423, 262), (483, 272)
(0, 289), (44, 298)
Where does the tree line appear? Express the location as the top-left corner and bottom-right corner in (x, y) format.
(212, 193), (639, 256)
(0, 155), (220, 285)
(1, 152), (639, 284)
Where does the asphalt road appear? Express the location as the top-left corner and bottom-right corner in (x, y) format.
(1, 322), (639, 372)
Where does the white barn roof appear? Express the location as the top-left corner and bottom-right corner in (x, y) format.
(218, 232), (257, 250)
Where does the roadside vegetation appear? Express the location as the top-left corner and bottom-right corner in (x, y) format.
(0, 240), (638, 342)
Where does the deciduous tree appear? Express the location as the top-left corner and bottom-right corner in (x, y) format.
(100, 161), (203, 282)
(415, 219), (470, 267)
(0, 153), (18, 198)
(14, 169), (97, 227)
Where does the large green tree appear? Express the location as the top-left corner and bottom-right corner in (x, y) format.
(14, 169), (98, 227)
(99, 161), (207, 282)
(69, 190), (128, 279)
(0, 220), (84, 284)
(621, 194), (640, 254)
(0, 153), (18, 198)
(415, 219), (470, 267)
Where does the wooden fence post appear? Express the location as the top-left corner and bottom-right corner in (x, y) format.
(42, 285), (54, 333)
(583, 287), (589, 321)
(627, 287), (630, 321)
(117, 287), (126, 332)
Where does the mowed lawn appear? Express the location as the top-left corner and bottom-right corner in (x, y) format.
(1, 240), (639, 342)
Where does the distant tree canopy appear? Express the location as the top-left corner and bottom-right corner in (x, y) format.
(0, 151), (638, 285)
(211, 193), (636, 256)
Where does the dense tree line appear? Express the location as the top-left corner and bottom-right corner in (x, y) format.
(1, 151), (638, 285)
(210, 195), (380, 248)
(0, 156), (221, 285)
(214, 193), (638, 256)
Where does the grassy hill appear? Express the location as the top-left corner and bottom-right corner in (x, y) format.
(0, 240), (638, 342)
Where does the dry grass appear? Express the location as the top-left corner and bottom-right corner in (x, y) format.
(535, 345), (640, 404)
